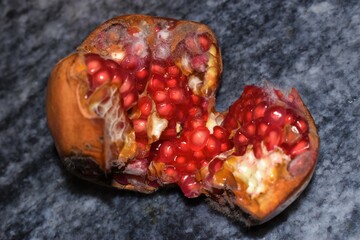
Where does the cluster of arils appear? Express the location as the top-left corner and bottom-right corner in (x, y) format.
(46, 15), (319, 225)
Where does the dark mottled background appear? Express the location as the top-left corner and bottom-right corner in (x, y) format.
(1, 0), (359, 239)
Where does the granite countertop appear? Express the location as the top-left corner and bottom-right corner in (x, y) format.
(1, 0), (359, 239)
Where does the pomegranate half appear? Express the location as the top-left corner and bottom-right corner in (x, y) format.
(46, 15), (319, 225)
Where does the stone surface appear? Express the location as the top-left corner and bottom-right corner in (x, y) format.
(1, 0), (359, 239)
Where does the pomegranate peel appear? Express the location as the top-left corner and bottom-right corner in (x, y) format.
(46, 15), (319, 225)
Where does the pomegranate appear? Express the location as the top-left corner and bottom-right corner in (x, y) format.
(46, 15), (319, 225)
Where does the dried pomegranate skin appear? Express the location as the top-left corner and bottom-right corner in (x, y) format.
(46, 14), (319, 226)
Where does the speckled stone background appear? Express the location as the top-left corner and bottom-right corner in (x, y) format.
(1, 0), (359, 239)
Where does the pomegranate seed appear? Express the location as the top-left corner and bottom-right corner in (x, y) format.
(213, 126), (229, 142)
(242, 121), (257, 138)
(290, 138), (310, 158)
(264, 126), (283, 151)
(147, 77), (165, 92)
(234, 130), (249, 147)
(122, 55), (138, 70)
(136, 83), (146, 94)
(189, 127), (210, 151)
(193, 150), (206, 161)
(161, 127), (177, 140)
(152, 64), (166, 75)
(189, 107), (203, 118)
(205, 135), (221, 157)
(220, 141), (233, 152)
(123, 92), (138, 110)
(254, 96), (264, 105)
(92, 67), (112, 88)
(198, 33), (211, 52)
(186, 161), (197, 172)
(177, 109), (186, 122)
(253, 101), (268, 120)
(153, 91), (169, 103)
(188, 117), (206, 130)
(265, 106), (286, 126)
(208, 158), (224, 174)
(243, 85), (263, 98)
(85, 54), (104, 74)
(223, 117), (238, 131)
(234, 146), (247, 156)
(242, 106), (253, 124)
(295, 117), (308, 134)
(105, 59), (120, 69)
(168, 65), (180, 77)
(256, 120), (269, 137)
(159, 141), (176, 163)
(285, 109), (296, 125)
(164, 166), (179, 182)
(284, 125), (301, 145)
(191, 94), (201, 105)
(253, 140), (263, 159)
(135, 68), (149, 80)
(111, 69), (122, 85)
(136, 139), (148, 155)
(169, 87), (184, 103)
(133, 119), (147, 135)
(191, 54), (207, 72)
(179, 140), (190, 152)
(201, 161), (209, 168)
(155, 24), (161, 32)
(179, 175), (201, 198)
(157, 102), (175, 118)
(166, 78), (178, 88)
(119, 77), (135, 94)
(176, 156), (186, 165)
(138, 96), (152, 117)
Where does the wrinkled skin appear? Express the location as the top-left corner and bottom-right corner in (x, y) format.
(46, 15), (319, 225)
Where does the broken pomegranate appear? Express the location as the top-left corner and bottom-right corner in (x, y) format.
(46, 15), (319, 225)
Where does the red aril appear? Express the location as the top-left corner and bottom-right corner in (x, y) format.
(189, 126), (210, 151)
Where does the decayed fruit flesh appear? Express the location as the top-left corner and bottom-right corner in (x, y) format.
(46, 14), (319, 225)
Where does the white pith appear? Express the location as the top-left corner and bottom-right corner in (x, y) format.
(155, 25), (171, 60)
(147, 111), (168, 143)
(111, 51), (125, 61)
(155, 44), (170, 60)
(158, 28), (170, 42)
(181, 54), (192, 73)
(224, 144), (290, 198)
(89, 86), (136, 168)
(206, 112), (224, 134)
(132, 39), (148, 58)
(188, 75), (202, 93)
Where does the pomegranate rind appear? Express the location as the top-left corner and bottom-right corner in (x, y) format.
(46, 53), (105, 168)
